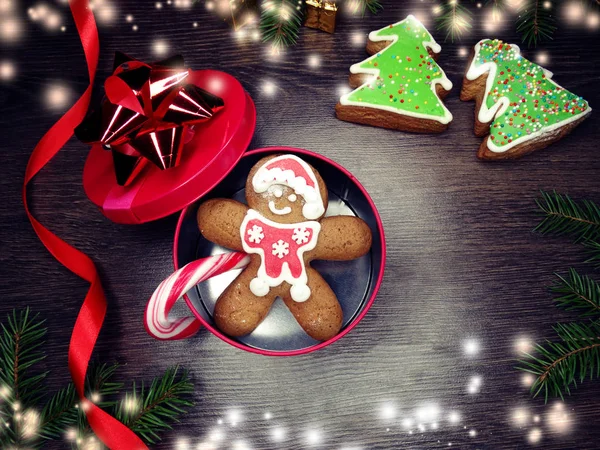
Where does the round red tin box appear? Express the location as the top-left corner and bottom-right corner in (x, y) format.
(174, 147), (386, 356)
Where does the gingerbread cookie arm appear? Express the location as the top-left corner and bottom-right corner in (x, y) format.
(281, 267), (343, 341)
(213, 257), (280, 337)
(197, 198), (248, 251)
(308, 216), (372, 261)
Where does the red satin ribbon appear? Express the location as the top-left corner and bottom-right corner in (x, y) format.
(23, 1), (148, 448)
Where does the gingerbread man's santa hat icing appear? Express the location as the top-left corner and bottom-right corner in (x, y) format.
(252, 155), (326, 220)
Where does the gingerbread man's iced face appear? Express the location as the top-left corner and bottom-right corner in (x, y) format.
(245, 155), (328, 224)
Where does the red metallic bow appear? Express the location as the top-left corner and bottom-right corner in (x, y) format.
(75, 53), (224, 185)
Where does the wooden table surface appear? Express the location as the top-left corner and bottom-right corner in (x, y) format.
(2, 1), (600, 448)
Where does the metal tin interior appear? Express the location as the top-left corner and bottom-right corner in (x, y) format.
(175, 149), (384, 354)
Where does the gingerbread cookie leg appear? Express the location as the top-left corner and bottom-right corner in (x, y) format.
(281, 267), (343, 341)
(213, 257), (280, 337)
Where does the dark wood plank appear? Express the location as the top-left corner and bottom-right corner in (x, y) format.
(2, 1), (600, 448)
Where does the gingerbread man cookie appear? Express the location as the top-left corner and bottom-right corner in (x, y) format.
(197, 154), (372, 341)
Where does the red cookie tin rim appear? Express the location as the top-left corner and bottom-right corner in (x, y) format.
(173, 147), (386, 356)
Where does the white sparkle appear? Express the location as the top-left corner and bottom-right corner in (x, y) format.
(432, 5), (442, 15)
(45, 12), (62, 30)
(155, 2), (163, 8)
(60, 25), (66, 31)
(533, 414), (541, 423)
(521, 373), (536, 387)
(448, 411), (461, 425)
(193, 21), (198, 27)
(66, 428), (78, 441)
(93, 0), (117, 25)
(205, 0), (214, 11)
(415, 404), (440, 423)
(264, 412), (272, 420)
(304, 428), (322, 446)
(196, 443), (218, 450)
(458, 47), (468, 57)
(207, 427), (224, 442)
(543, 1), (552, 9)
(468, 429), (477, 437)
(564, 1), (585, 24)
(270, 426), (286, 442)
(527, 427), (542, 444)
(0, 16), (23, 42)
(379, 402), (397, 420)
(125, 14), (133, 22)
(132, 24), (138, 31)
(217, 418), (223, 425)
(511, 407), (530, 427)
(122, 396), (140, 414)
(90, 392), (101, 403)
(262, 80), (277, 96)
(535, 52), (549, 65)
(402, 418), (414, 429)
(463, 339), (480, 356)
(483, 9), (502, 32)
(43, 82), (74, 112)
(232, 440), (251, 450)
(467, 375), (482, 394)
(587, 13), (600, 29)
(351, 31), (366, 46)
(337, 85), (351, 97)
(0, 60), (16, 81)
(506, 0), (524, 10)
(0, 0), (13, 13)
(411, 11), (429, 27)
(514, 337), (534, 354)
(546, 402), (573, 434)
(152, 39), (169, 56)
(307, 54), (321, 68)
(176, 438), (191, 450)
(227, 409), (242, 426)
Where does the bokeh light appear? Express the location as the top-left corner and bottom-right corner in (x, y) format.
(0, 16), (23, 42)
(152, 39), (169, 56)
(0, 60), (16, 81)
(546, 402), (573, 434)
(527, 427), (542, 444)
(44, 82), (72, 111)
(463, 339), (480, 356)
(564, 1), (585, 24)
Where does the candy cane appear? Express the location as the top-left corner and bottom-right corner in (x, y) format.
(145, 252), (250, 340)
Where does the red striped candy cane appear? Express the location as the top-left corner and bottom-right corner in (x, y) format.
(145, 252), (250, 340)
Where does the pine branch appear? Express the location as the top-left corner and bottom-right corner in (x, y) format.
(436, 0), (472, 42)
(39, 384), (77, 440)
(0, 308), (47, 407)
(534, 191), (600, 242)
(116, 367), (194, 445)
(516, 0), (556, 47)
(351, 0), (383, 15)
(552, 269), (600, 317)
(519, 321), (600, 401)
(39, 363), (122, 441)
(260, 0), (303, 48)
(585, 240), (600, 269)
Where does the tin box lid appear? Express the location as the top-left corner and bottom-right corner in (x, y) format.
(82, 69), (256, 224)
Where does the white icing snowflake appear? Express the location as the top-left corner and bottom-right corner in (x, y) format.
(247, 225), (264, 243)
(292, 227), (310, 245)
(272, 240), (290, 259)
